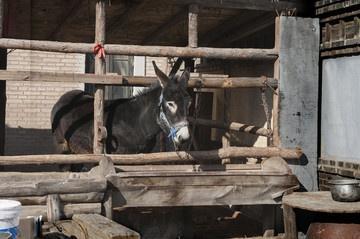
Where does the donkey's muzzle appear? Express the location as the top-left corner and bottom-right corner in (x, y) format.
(174, 125), (190, 145)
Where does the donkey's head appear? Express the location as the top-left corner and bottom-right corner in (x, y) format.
(153, 61), (192, 148)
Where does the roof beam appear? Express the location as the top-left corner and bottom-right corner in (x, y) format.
(171, 0), (305, 12)
(107, 0), (147, 35)
(141, 7), (187, 44)
(47, 0), (84, 40)
(200, 11), (265, 45)
(213, 12), (275, 46)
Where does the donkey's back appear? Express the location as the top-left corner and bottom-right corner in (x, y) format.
(51, 90), (95, 153)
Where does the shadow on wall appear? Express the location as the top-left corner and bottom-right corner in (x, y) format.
(5, 125), (57, 155)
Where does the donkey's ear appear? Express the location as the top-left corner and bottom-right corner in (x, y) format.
(152, 61), (169, 88)
(179, 67), (190, 88)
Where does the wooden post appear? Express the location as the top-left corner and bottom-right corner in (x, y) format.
(283, 204), (297, 239)
(222, 89), (231, 164)
(0, 0), (6, 155)
(188, 4), (198, 48)
(47, 194), (61, 223)
(272, 17), (280, 147)
(93, 0), (106, 154)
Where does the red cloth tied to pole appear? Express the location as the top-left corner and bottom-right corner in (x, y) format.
(93, 43), (106, 59)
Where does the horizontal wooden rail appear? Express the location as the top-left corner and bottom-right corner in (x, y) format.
(0, 38), (278, 60)
(189, 117), (272, 137)
(0, 147), (302, 165)
(0, 178), (107, 197)
(0, 70), (277, 88)
(2, 192), (104, 205)
(21, 203), (101, 221)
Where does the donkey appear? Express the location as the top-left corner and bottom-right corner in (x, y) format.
(51, 61), (192, 154)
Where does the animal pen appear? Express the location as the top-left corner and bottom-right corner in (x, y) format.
(0, 1), (319, 238)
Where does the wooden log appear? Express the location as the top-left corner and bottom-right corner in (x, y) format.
(0, 70), (278, 88)
(21, 203), (101, 221)
(0, 38), (278, 60)
(0, 178), (107, 197)
(93, 0), (106, 154)
(73, 214), (140, 239)
(2, 192), (105, 205)
(115, 164), (261, 172)
(0, 147), (302, 165)
(47, 194), (61, 223)
(188, 4), (199, 48)
(188, 117), (272, 137)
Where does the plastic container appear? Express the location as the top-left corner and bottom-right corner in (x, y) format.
(0, 200), (21, 239)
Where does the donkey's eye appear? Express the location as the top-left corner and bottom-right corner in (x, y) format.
(166, 101), (177, 113)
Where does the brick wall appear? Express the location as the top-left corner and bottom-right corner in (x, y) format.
(5, 50), (85, 155)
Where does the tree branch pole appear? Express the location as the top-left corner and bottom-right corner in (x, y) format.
(0, 38), (278, 60)
(93, 0), (106, 154)
(188, 117), (272, 137)
(0, 147), (303, 165)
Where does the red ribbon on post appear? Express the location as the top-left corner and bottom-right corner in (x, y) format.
(93, 43), (106, 59)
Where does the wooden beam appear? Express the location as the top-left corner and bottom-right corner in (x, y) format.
(0, 178), (107, 197)
(0, 70), (278, 88)
(94, 0), (106, 154)
(142, 8), (187, 44)
(0, 147), (303, 165)
(47, 0), (84, 40)
(272, 17), (280, 147)
(2, 192), (105, 205)
(170, 0), (305, 12)
(0, 38), (278, 60)
(188, 117), (272, 137)
(201, 12), (264, 45)
(188, 4), (199, 47)
(21, 203), (102, 221)
(0, 0), (6, 156)
(72, 214), (140, 239)
(107, 0), (147, 36)
(213, 12), (275, 45)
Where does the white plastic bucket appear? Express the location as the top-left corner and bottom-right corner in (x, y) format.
(0, 200), (21, 239)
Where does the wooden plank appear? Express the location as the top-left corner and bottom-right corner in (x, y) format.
(110, 174), (299, 207)
(108, 173), (299, 187)
(0, 178), (107, 197)
(94, 0), (106, 154)
(283, 191), (360, 213)
(72, 214), (140, 239)
(272, 17), (280, 147)
(0, 147), (303, 166)
(21, 203), (101, 221)
(0, 38), (278, 60)
(278, 16), (319, 191)
(0, 171), (89, 181)
(283, 204), (297, 239)
(0, 70), (278, 88)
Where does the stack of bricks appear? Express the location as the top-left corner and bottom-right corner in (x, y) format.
(5, 50), (85, 155)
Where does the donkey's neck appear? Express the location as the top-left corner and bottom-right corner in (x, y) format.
(130, 86), (163, 138)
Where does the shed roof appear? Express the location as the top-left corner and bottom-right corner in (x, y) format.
(5, 0), (307, 47)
